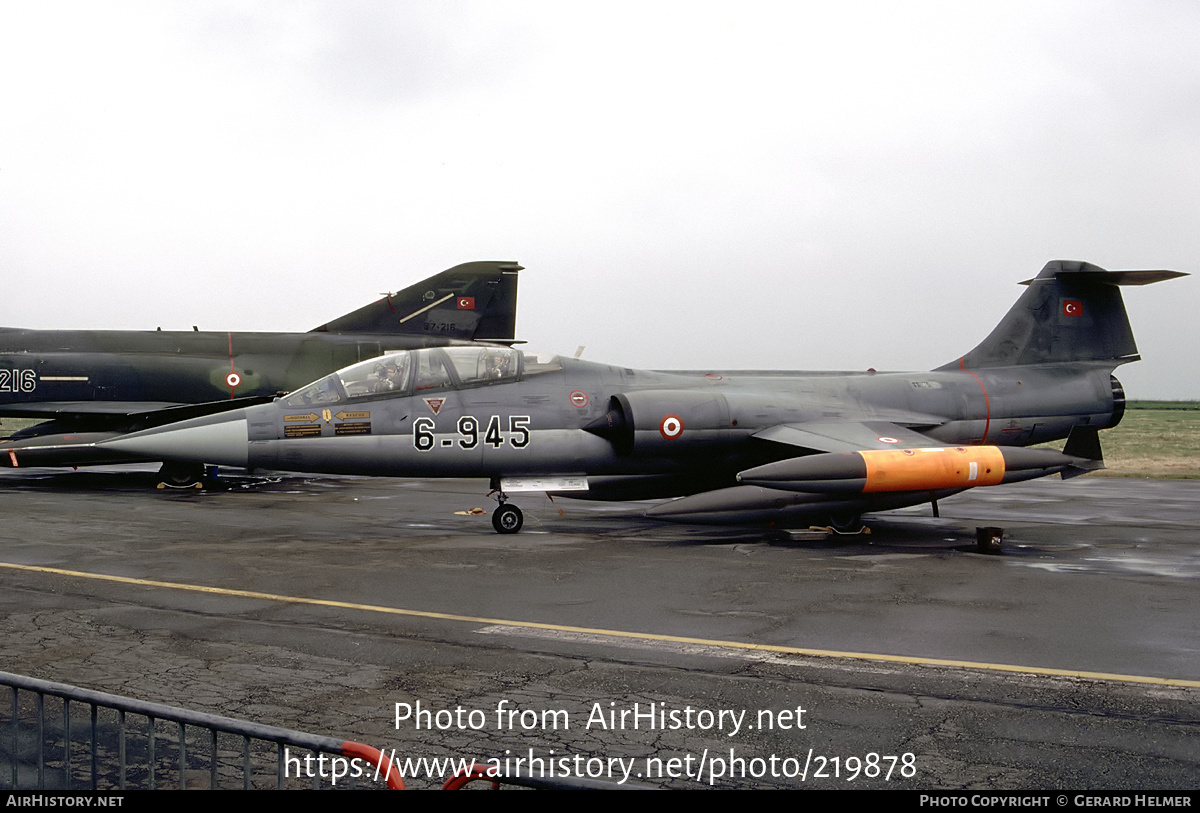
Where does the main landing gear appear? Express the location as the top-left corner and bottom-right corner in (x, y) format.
(156, 461), (206, 489)
(827, 510), (864, 534)
(488, 481), (524, 534)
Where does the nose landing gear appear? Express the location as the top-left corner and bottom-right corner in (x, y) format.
(492, 502), (524, 534)
(488, 480), (525, 534)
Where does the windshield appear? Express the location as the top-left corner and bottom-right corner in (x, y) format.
(284, 352), (411, 406)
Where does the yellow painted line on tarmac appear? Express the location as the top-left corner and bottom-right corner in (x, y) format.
(3, 561), (1198, 689)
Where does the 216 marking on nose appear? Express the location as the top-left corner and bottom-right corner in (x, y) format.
(0, 370), (36, 393)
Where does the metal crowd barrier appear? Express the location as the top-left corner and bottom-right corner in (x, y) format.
(2, 671), (635, 790)
(1, 670), (402, 790)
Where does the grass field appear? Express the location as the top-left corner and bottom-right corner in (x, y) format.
(3, 402), (1198, 478)
(1089, 403), (1200, 479)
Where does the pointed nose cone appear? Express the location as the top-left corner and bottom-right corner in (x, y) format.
(103, 414), (250, 468)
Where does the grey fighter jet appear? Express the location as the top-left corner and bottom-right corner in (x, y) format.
(1, 261), (519, 482)
(99, 261), (1182, 530)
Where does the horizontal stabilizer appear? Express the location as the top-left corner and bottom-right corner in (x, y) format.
(1020, 267), (1186, 287)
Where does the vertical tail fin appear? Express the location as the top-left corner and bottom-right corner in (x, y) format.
(937, 260), (1185, 370)
(310, 260), (522, 341)
(1061, 425), (1105, 478)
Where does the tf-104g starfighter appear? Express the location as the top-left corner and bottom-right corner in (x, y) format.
(102, 260), (1183, 531)
(1, 261), (519, 483)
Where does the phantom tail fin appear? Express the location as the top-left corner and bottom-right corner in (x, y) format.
(938, 260), (1185, 370)
(311, 260), (521, 341)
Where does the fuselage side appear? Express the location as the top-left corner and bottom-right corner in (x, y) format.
(230, 352), (1120, 484)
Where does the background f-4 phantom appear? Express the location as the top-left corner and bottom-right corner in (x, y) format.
(0, 261), (520, 482)
(102, 260), (1183, 529)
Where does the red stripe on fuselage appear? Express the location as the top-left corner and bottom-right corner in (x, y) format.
(958, 357), (991, 444)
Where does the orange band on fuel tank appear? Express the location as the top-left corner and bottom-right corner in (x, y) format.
(861, 446), (1006, 493)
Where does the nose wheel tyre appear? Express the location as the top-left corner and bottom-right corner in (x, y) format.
(492, 503), (524, 534)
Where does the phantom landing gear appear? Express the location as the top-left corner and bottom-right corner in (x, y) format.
(157, 461), (206, 489)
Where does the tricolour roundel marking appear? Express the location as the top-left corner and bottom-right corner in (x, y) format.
(660, 414), (684, 439)
(226, 372), (242, 388)
(877, 436), (900, 444)
(569, 390), (589, 408)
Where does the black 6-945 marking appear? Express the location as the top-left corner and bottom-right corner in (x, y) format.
(414, 415), (530, 452)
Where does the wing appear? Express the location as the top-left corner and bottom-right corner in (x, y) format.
(0, 401), (184, 420)
(751, 419), (943, 453)
(1, 431), (131, 468)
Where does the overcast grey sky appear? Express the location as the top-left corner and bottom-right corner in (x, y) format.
(2, 1), (1196, 398)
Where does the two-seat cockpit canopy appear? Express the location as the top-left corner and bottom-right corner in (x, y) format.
(283, 347), (562, 407)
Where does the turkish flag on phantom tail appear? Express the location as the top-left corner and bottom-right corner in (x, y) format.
(1062, 300), (1083, 317)
(457, 297), (475, 309)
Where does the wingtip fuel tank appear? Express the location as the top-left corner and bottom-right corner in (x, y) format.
(736, 443), (1100, 495)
